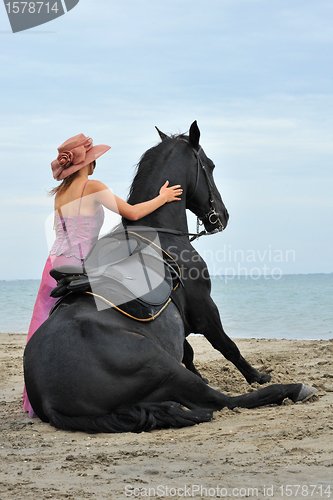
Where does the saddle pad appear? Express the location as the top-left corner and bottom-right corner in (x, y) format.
(85, 237), (139, 272)
(51, 229), (181, 321)
(50, 228), (176, 309)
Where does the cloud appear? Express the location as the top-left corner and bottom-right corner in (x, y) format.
(1, 0), (332, 277)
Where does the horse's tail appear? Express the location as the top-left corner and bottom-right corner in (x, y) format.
(48, 402), (213, 434)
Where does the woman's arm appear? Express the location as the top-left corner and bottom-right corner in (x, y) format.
(88, 180), (183, 221)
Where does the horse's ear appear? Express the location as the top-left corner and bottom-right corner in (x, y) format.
(189, 121), (200, 150)
(155, 126), (168, 141)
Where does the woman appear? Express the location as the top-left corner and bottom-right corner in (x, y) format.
(23, 133), (182, 417)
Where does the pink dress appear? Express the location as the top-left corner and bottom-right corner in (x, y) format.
(23, 181), (104, 417)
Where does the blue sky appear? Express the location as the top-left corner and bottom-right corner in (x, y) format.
(1, 0), (332, 279)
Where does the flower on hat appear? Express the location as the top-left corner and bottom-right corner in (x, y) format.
(57, 150), (74, 169)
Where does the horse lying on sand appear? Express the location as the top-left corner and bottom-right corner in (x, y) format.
(24, 121), (317, 433)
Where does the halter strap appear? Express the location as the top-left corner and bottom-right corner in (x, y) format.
(78, 180), (89, 215)
(178, 139), (224, 235)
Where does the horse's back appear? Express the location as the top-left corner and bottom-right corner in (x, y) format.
(24, 296), (185, 419)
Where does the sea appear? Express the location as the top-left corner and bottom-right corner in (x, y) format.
(0, 274), (332, 340)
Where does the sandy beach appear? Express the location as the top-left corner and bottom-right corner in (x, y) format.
(0, 333), (332, 499)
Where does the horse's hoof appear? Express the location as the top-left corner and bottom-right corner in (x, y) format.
(249, 373), (272, 385)
(258, 373), (272, 384)
(296, 384), (318, 403)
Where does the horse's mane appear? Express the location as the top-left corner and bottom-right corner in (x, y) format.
(127, 134), (186, 204)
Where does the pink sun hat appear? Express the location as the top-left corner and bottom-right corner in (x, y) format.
(51, 133), (111, 181)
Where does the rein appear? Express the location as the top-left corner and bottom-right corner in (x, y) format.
(121, 225), (220, 242)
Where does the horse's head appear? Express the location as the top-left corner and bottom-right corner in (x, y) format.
(156, 121), (229, 234)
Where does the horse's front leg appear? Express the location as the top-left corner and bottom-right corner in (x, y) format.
(182, 339), (208, 383)
(187, 296), (271, 385)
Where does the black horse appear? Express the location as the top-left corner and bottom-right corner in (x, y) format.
(24, 122), (316, 433)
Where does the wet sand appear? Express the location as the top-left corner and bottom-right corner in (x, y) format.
(0, 333), (332, 499)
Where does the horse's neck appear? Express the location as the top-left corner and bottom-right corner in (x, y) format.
(126, 171), (189, 232)
(129, 200), (188, 232)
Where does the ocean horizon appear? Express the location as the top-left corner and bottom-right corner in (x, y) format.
(0, 274), (332, 340)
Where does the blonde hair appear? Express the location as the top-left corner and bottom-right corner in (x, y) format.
(48, 161), (96, 197)
(48, 171), (78, 197)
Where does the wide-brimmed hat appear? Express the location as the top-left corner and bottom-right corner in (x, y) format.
(51, 133), (111, 181)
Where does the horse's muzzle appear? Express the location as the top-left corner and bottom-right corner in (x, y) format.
(200, 207), (227, 234)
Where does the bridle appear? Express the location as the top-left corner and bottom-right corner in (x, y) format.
(181, 139), (225, 240)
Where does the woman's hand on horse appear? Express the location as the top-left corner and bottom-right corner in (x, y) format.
(159, 181), (183, 202)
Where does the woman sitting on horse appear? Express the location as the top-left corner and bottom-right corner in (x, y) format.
(23, 133), (182, 417)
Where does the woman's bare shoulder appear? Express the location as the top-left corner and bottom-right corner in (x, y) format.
(86, 179), (109, 193)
